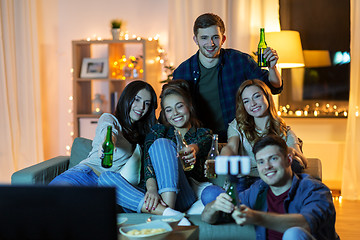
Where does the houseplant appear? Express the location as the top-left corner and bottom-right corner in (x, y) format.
(110, 19), (123, 40)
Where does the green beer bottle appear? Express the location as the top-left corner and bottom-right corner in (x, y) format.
(258, 28), (267, 67)
(226, 182), (237, 206)
(101, 126), (114, 168)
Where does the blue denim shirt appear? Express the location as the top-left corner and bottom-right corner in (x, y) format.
(239, 174), (339, 240)
(173, 48), (283, 132)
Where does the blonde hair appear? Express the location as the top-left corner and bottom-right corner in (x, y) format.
(235, 79), (287, 145)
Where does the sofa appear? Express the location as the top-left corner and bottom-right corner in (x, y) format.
(11, 137), (322, 240)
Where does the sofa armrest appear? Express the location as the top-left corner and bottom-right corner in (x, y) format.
(11, 156), (70, 185)
(303, 158), (322, 181)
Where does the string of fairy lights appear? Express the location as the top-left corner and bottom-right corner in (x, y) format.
(65, 32), (173, 155)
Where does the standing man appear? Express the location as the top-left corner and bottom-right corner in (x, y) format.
(201, 135), (339, 240)
(173, 13), (282, 142)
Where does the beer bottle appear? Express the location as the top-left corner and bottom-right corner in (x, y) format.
(258, 28), (267, 67)
(101, 126), (114, 168)
(220, 179), (238, 222)
(226, 182), (237, 206)
(175, 129), (193, 171)
(205, 134), (219, 178)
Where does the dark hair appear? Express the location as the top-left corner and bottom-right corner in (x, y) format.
(114, 80), (158, 144)
(235, 79), (288, 144)
(193, 13), (225, 36)
(253, 135), (288, 159)
(159, 79), (201, 128)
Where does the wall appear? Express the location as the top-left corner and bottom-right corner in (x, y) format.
(39, 0), (169, 159)
(285, 118), (346, 189)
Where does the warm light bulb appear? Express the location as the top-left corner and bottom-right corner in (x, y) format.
(69, 96), (73, 101)
(148, 37), (153, 41)
(66, 145), (71, 151)
(137, 37), (141, 41)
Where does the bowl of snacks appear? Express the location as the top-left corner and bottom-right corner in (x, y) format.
(119, 220), (172, 240)
(147, 213), (185, 228)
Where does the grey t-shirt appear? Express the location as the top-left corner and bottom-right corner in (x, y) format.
(198, 62), (225, 133)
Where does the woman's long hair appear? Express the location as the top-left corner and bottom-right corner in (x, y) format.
(159, 79), (202, 128)
(235, 79), (287, 145)
(114, 80), (157, 144)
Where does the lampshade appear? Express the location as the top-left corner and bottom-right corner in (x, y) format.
(266, 31), (305, 68)
(303, 50), (331, 68)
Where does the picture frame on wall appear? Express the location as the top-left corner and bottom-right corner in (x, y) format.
(80, 58), (108, 78)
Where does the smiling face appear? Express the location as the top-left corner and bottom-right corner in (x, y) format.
(193, 25), (226, 59)
(163, 94), (191, 131)
(241, 85), (269, 119)
(129, 89), (152, 123)
(255, 145), (293, 192)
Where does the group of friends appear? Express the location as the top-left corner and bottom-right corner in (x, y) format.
(49, 13), (339, 240)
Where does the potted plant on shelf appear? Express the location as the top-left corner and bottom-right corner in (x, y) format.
(111, 19), (122, 40)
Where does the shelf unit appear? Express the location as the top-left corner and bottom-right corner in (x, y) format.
(72, 39), (162, 138)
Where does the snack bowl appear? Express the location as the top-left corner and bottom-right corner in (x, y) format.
(119, 220), (172, 240)
(147, 213), (185, 228)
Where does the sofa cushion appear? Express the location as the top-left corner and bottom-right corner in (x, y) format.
(69, 137), (93, 168)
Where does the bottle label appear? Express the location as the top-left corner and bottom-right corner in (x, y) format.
(258, 48), (267, 67)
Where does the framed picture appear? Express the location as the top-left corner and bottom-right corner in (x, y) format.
(80, 58), (108, 78)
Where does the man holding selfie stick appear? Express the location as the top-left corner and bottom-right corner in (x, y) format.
(201, 135), (339, 240)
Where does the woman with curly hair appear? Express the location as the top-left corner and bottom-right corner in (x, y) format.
(201, 79), (307, 205)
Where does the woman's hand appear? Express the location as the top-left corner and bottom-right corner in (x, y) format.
(144, 188), (167, 212)
(182, 144), (198, 166)
(144, 178), (167, 212)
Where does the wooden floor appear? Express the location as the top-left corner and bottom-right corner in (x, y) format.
(333, 195), (360, 239)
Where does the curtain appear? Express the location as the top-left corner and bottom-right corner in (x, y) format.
(168, 0), (280, 67)
(341, 0), (360, 200)
(0, 0), (43, 183)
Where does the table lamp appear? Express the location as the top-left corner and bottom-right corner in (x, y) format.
(266, 31), (305, 110)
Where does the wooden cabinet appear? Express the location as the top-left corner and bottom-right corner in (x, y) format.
(72, 39), (162, 138)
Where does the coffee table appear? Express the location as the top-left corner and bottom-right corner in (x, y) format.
(117, 213), (199, 240)
(118, 225), (199, 240)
